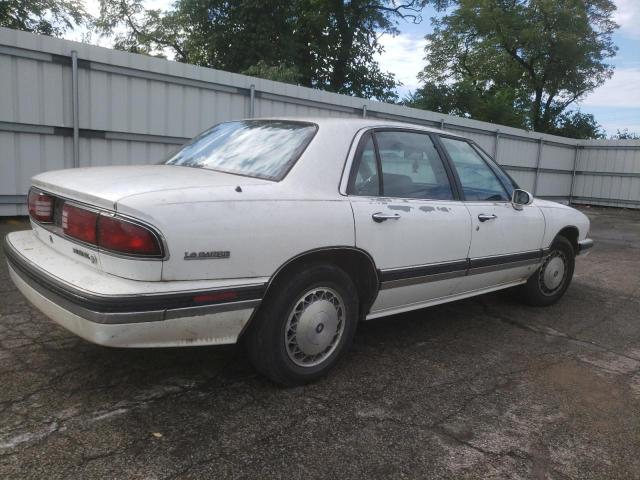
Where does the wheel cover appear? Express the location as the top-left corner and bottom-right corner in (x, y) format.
(539, 250), (567, 295)
(284, 287), (345, 368)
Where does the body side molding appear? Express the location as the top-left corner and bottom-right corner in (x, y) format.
(380, 249), (546, 290)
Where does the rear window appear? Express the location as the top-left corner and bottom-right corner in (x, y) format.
(163, 120), (317, 180)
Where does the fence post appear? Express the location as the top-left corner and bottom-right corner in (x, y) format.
(569, 144), (580, 205)
(440, 118), (445, 130)
(532, 138), (543, 195)
(249, 84), (255, 118)
(493, 129), (501, 162)
(71, 50), (80, 168)
(362, 105), (367, 118)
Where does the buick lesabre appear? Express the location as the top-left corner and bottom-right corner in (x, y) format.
(4, 118), (593, 385)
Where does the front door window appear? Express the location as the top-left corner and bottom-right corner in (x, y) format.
(440, 137), (509, 201)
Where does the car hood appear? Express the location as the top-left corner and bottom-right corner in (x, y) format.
(32, 165), (271, 210)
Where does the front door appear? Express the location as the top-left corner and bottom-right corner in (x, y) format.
(348, 129), (472, 318)
(437, 136), (545, 292)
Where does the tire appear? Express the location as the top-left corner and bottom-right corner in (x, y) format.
(519, 236), (575, 306)
(243, 264), (359, 386)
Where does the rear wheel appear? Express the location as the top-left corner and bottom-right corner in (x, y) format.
(244, 264), (358, 386)
(520, 236), (575, 306)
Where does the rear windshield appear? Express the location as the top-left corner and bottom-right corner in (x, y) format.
(163, 120), (317, 180)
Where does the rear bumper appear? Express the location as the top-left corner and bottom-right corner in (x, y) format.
(577, 238), (594, 256)
(4, 232), (266, 347)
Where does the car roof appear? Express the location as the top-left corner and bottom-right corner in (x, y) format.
(250, 116), (466, 138)
(242, 117), (468, 194)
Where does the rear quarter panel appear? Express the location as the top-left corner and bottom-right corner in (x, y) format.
(118, 189), (355, 281)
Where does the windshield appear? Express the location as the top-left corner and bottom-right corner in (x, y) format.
(163, 120), (318, 180)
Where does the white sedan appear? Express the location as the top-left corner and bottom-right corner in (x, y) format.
(4, 118), (593, 385)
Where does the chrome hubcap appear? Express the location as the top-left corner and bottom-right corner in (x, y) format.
(539, 251), (567, 295)
(285, 288), (345, 367)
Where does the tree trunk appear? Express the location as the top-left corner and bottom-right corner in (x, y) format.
(532, 87), (543, 131)
(329, 0), (355, 92)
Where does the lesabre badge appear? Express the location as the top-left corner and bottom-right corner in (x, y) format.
(184, 250), (231, 260)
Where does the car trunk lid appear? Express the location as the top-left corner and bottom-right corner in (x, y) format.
(32, 165), (270, 210)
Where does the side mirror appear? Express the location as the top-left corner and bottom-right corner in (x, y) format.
(511, 189), (533, 209)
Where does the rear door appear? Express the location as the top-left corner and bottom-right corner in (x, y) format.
(437, 135), (545, 292)
(348, 129), (472, 318)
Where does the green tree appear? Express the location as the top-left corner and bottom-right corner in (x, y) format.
(242, 61), (302, 85)
(0, 0), (88, 36)
(411, 0), (617, 138)
(96, 0), (432, 101)
(550, 111), (605, 139)
(404, 81), (527, 127)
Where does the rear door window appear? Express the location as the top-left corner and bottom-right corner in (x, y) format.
(352, 134), (380, 196)
(350, 130), (454, 200)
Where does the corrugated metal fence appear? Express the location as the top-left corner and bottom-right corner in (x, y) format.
(1, 27), (639, 215)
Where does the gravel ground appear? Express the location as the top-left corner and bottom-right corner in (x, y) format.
(1, 207), (639, 479)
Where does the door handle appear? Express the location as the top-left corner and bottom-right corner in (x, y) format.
(478, 213), (497, 222)
(372, 212), (401, 223)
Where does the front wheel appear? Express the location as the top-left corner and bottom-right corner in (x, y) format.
(519, 236), (575, 306)
(243, 264), (359, 386)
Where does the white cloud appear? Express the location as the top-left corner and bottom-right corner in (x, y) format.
(376, 33), (426, 96)
(82, 0), (101, 17)
(579, 68), (640, 108)
(614, 0), (640, 39)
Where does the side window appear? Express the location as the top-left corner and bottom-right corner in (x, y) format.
(440, 137), (509, 201)
(352, 134), (380, 196)
(374, 131), (453, 200)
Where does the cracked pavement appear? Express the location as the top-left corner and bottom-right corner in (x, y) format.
(1, 207), (640, 479)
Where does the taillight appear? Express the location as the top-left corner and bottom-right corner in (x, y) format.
(62, 203), (98, 244)
(97, 216), (161, 256)
(28, 189), (54, 223)
(42, 198), (162, 258)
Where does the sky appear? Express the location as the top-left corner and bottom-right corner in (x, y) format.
(76, 0), (640, 136)
(375, 1), (640, 136)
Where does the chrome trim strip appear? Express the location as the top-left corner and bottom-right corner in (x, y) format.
(379, 249), (544, 290)
(8, 260), (262, 325)
(164, 300), (261, 320)
(468, 250), (542, 269)
(8, 264), (164, 323)
(380, 270), (466, 290)
(4, 237), (264, 324)
(467, 258), (541, 275)
(380, 259), (469, 283)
